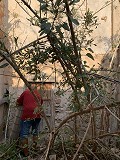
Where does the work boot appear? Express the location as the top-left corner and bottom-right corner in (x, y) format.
(32, 135), (39, 150)
(20, 138), (29, 157)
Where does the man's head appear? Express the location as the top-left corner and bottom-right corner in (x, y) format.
(29, 83), (37, 90)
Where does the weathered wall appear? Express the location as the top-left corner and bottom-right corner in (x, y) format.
(0, 0), (8, 138)
(0, 0), (4, 38)
(8, 0), (40, 49)
(53, 0), (120, 129)
(0, 0), (120, 139)
(0, 0), (5, 98)
(87, 0), (112, 54)
(112, 0), (120, 45)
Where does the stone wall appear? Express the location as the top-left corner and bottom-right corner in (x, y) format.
(0, 0), (8, 139)
(0, 0), (120, 140)
(0, 0), (4, 38)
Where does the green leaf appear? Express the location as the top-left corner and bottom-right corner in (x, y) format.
(39, 29), (45, 36)
(61, 22), (69, 31)
(88, 47), (94, 53)
(41, 21), (51, 34)
(86, 53), (94, 60)
(70, 17), (79, 25)
(0, 63), (9, 68)
(69, 0), (80, 5)
(14, 37), (18, 46)
(37, 0), (45, 3)
(55, 26), (63, 38)
(55, 0), (61, 6)
(41, 3), (47, 10)
(84, 85), (90, 96)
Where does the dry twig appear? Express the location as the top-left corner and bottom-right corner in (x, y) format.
(72, 111), (92, 160)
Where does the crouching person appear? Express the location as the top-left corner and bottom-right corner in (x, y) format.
(16, 83), (43, 158)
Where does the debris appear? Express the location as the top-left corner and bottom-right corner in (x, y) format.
(49, 154), (56, 160)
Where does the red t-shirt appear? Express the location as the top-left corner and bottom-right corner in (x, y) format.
(17, 89), (43, 120)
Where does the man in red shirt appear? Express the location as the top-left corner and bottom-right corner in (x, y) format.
(16, 83), (43, 158)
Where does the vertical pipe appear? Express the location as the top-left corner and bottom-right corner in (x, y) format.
(54, 63), (57, 87)
(86, 0), (87, 11)
(111, 0), (114, 50)
(40, 2), (41, 18)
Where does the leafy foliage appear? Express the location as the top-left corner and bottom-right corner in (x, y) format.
(13, 0), (100, 111)
(0, 63), (9, 68)
(0, 140), (20, 160)
(0, 1), (120, 160)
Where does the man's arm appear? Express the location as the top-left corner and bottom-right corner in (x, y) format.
(16, 101), (20, 107)
(16, 91), (25, 106)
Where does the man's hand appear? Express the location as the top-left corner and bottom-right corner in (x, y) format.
(16, 101), (20, 107)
